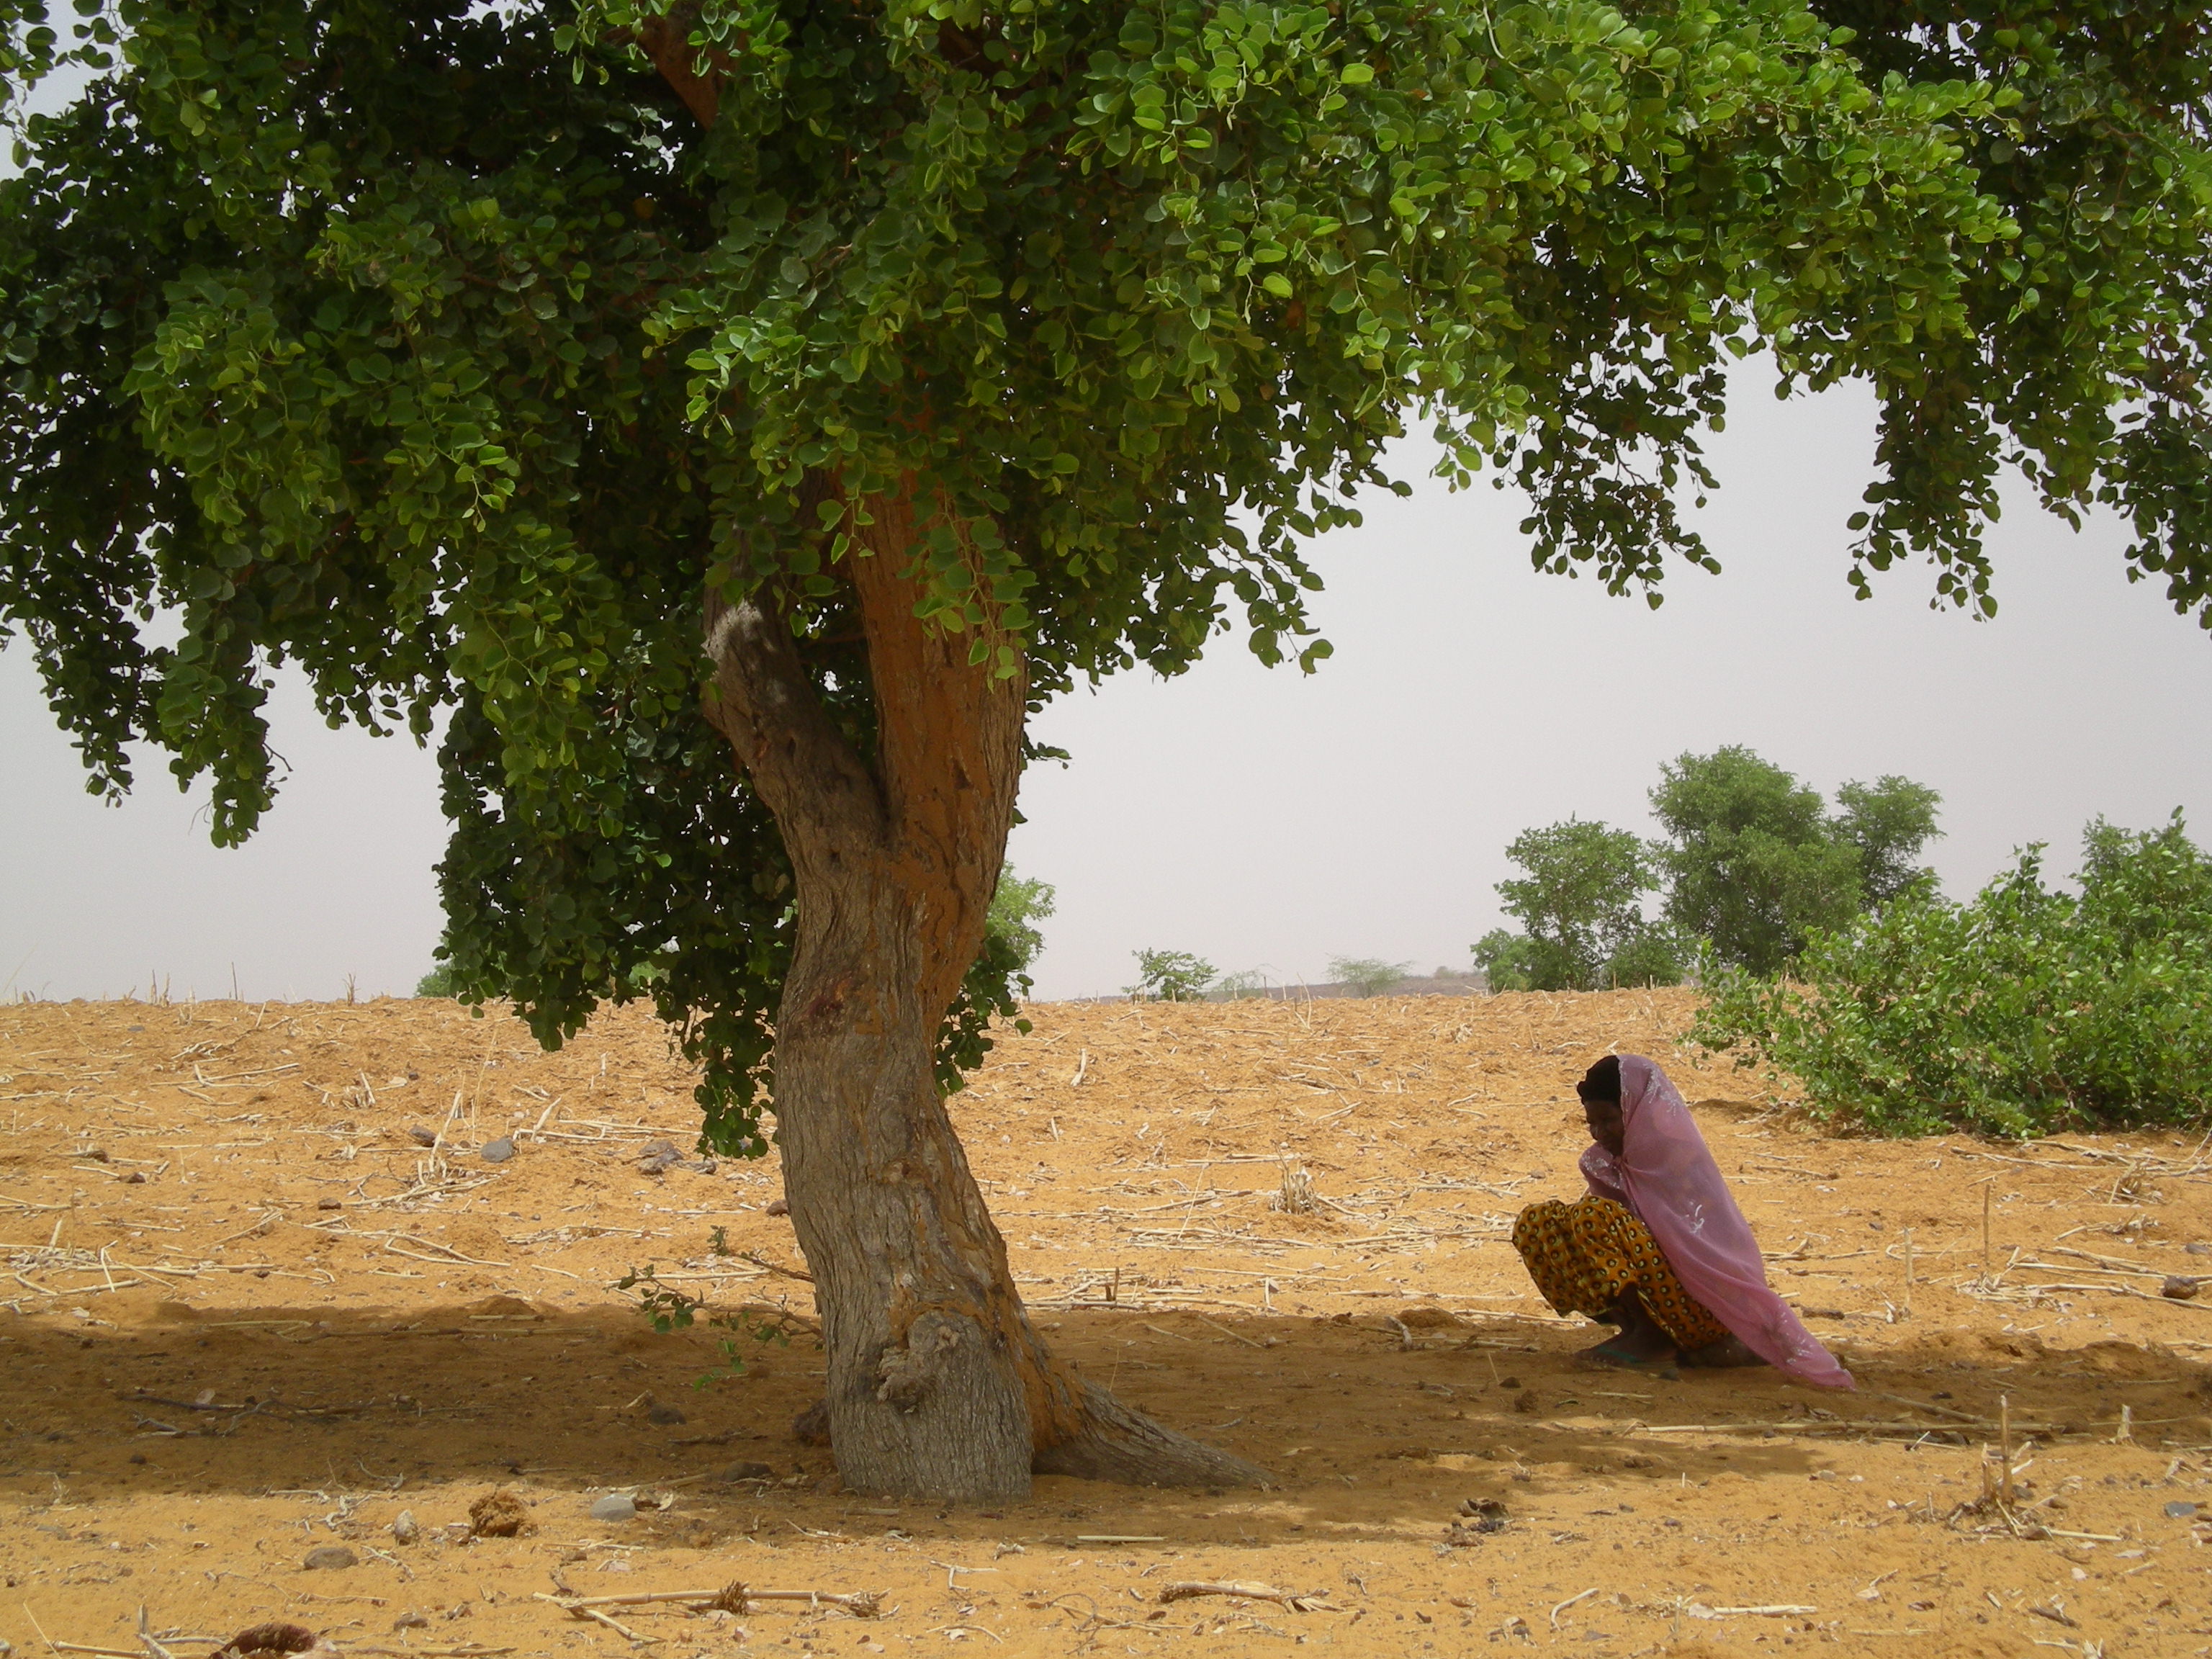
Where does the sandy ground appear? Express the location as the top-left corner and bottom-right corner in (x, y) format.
(2, 988), (2210, 1659)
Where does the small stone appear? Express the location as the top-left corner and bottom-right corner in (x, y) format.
(317, 1197), (343, 1211)
(646, 1401), (687, 1426)
(479, 1136), (516, 1164)
(2187, 1241), (2212, 1256)
(391, 1509), (420, 1545)
(765, 1196), (791, 1217)
(406, 1125), (438, 1147)
(302, 1545), (358, 1571)
(2166, 1500), (2200, 1519)
(590, 1493), (637, 1522)
(2161, 1275), (2201, 1300)
(719, 1460), (774, 1483)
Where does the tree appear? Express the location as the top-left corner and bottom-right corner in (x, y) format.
(1487, 817), (1678, 990)
(1651, 748), (1863, 974)
(1127, 948), (1215, 1002)
(1833, 776), (1943, 909)
(1472, 928), (1547, 994)
(981, 866), (1055, 988)
(1328, 956), (1410, 997)
(6, 0), (2211, 1500)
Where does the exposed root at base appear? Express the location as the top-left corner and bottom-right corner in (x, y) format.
(1033, 1380), (1275, 1490)
(789, 1382), (1274, 1493)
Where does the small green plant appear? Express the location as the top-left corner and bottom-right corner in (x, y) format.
(1126, 948), (1215, 1002)
(708, 1226), (734, 1257)
(616, 1264), (790, 1390)
(1328, 956), (1411, 998)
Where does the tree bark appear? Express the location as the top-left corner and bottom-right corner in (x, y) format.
(701, 493), (1271, 1501)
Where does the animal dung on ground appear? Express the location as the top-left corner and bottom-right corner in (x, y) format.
(212, 1624), (340, 1659)
(1397, 1305), (1464, 1330)
(300, 1545), (357, 1570)
(468, 1488), (536, 1537)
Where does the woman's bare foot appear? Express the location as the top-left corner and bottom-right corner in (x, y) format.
(1679, 1334), (1766, 1369)
(1575, 1290), (1677, 1369)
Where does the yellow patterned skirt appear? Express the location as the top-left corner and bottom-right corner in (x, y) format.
(1511, 1195), (1731, 1349)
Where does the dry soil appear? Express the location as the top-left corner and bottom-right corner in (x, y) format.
(1, 989), (2208, 1659)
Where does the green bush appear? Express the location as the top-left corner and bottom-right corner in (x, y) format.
(415, 965), (459, 998)
(1127, 949), (1215, 1002)
(1687, 814), (2212, 1136)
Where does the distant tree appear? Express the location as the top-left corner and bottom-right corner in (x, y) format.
(983, 868), (1056, 986)
(415, 966), (459, 999)
(1833, 778), (1943, 909)
(1127, 950), (1215, 1003)
(1483, 818), (1680, 991)
(1213, 968), (1271, 1001)
(1651, 749), (1863, 975)
(1471, 928), (1550, 994)
(1328, 956), (1411, 998)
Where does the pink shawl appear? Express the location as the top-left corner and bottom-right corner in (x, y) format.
(1579, 1054), (1853, 1389)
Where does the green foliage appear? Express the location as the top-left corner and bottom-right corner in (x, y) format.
(985, 867), (1056, 979)
(1688, 814), (2212, 1137)
(1128, 948), (1215, 1002)
(1833, 775), (1944, 909)
(1213, 968), (1271, 1000)
(1652, 748), (1870, 975)
(1, 0), (2202, 1159)
(1471, 927), (1545, 994)
(614, 1263), (791, 1390)
(1328, 955), (1410, 997)
(1488, 817), (1680, 990)
(415, 965), (459, 998)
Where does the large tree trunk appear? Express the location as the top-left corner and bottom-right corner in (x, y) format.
(701, 494), (1270, 1501)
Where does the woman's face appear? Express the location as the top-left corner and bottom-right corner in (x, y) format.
(1582, 1095), (1626, 1158)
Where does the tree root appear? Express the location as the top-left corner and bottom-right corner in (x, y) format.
(790, 1380), (1274, 1491)
(1033, 1380), (1274, 1490)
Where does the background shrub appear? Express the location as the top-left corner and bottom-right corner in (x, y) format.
(1688, 814), (2212, 1136)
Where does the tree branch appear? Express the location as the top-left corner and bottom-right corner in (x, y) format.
(637, 4), (721, 129)
(702, 585), (882, 851)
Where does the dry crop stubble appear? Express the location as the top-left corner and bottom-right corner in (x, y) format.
(0, 989), (2207, 1656)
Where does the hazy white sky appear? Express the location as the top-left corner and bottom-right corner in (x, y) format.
(4, 364), (2208, 1003)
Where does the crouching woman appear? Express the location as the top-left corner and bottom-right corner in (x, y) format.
(1511, 1054), (1853, 1387)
